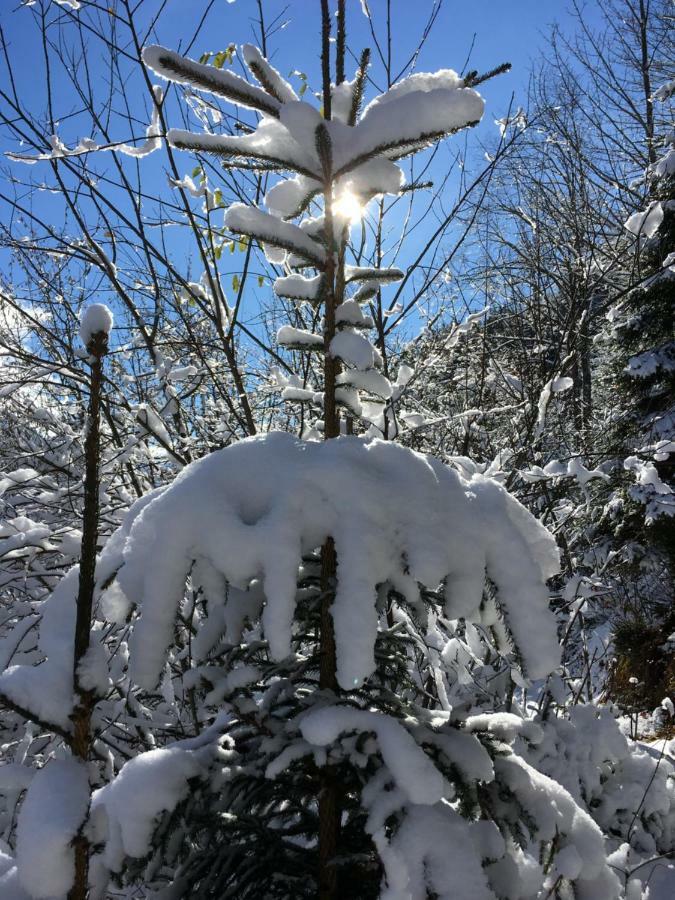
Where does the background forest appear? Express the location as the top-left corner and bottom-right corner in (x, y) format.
(0, 0), (673, 898)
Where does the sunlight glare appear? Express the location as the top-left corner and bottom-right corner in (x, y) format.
(333, 190), (364, 223)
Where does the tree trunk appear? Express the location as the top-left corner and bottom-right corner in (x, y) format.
(318, 5), (343, 897)
(68, 327), (108, 900)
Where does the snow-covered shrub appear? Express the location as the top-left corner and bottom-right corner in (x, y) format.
(525, 705), (675, 857)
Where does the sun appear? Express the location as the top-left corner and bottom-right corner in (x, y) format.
(333, 190), (365, 223)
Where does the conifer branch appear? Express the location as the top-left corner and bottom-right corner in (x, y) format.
(333, 122), (481, 178)
(143, 46), (282, 117)
(336, 0), (346, 86)
(245, 60), (287, 104)
(320, 0), (333, 121)
(168, 130), (321, 180)
(349, 48), (371, 126)
(463, 61), (511, 88)
(247, 61), (283, 103)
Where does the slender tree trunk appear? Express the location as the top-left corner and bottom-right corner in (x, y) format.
(580, 312), (592, 435)
(68, 327), (108, 900)
(319, 535), (340, 900)
(318, 5), (342, 897)
(318, 175), (344, 898)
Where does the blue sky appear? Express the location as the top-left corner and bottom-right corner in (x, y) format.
(0, 0), (606, 340)
(3, 0), (603, 135)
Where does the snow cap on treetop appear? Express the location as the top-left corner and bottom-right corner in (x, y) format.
(79, 303), (113, 346)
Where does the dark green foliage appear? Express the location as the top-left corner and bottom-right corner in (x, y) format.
(597, 140), (675, 714)
(144, 560), (410, 897)
(606, 610), (675, 714)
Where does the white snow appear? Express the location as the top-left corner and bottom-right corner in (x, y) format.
(0, 566), (80, 729)
(331, 77), (358, 124)
(337, 368), (392, 399)
(521, 457), (609, 487)
(116, 85), (164, 158)
(495, 753), (621, 895)
(362, 69), (464, 113)
(301, 706), (445, 805)
(167, 364), (198, 382)
(626, 346), (674, 377)
(335, 299), (375, 328)
(136, 403), (173, 449)
(167, 118), (319, 178)
(225, 203), (325, 265)
(16, 758), (90, 898)
(653, 146), (675, 178)
(624, 201), (664, 238)
(533, 375), (564, 440)
(76, 636), (111, 695)
(91, 746), (206, 871)
(551, 375), (573, 392)
(347, 69), (484, 169)
(7, 87), (163, 163)
(464, 712), (543, 745)
(157, 44), (483, 207)
(266, 174), (320, 218)
(100, 579), (132, 624)
(0, 468), (41, 497)
(102, 432), (560, 692)
(276, 325), (324, 350)
(330, 330), (382, 370)
(623, 456), (673, 495)
(143, 45), (281, 116)
(345, 265), (404, 284)
(241, 44), (299, 104)
(282, 386), (316, 403)
(0, 765), (34, 794)
(335, 156), (403, 202)
(0, 844), (29, 900)
(376, 805), (497, 900)
(273, 273), (324, 302)
(555, 844), (583, 879)
(79, 303), (113, 346)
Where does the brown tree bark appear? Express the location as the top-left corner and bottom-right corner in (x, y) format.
(318, 5), (343, 897)
(68, 327), (109, 900)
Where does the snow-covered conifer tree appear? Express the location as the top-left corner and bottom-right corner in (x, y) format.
(0, 6), (636, 900)
(595, 81), (675, 713)
(53, 9), (625, 899)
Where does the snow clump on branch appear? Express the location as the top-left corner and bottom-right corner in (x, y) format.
(101, 432), (561, 691)
(79, 303), (113, 347)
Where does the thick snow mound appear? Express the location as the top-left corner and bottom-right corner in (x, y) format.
(106, 433), (560, 690)
(376, 805), (498, 900)
(0, 566), (80, 729)
(15, 758), (90, 898)
(79, 303), (113, 346)
(90, 746), (205, 872)
(301, 706), (445, 805)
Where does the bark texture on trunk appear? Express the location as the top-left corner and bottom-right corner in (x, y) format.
(68, 328), (108, 900)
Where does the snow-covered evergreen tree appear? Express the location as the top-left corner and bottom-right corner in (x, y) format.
(15, 14), (620, 899)
(1, 6), (673, 900)
(593, 83), (675, 713)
